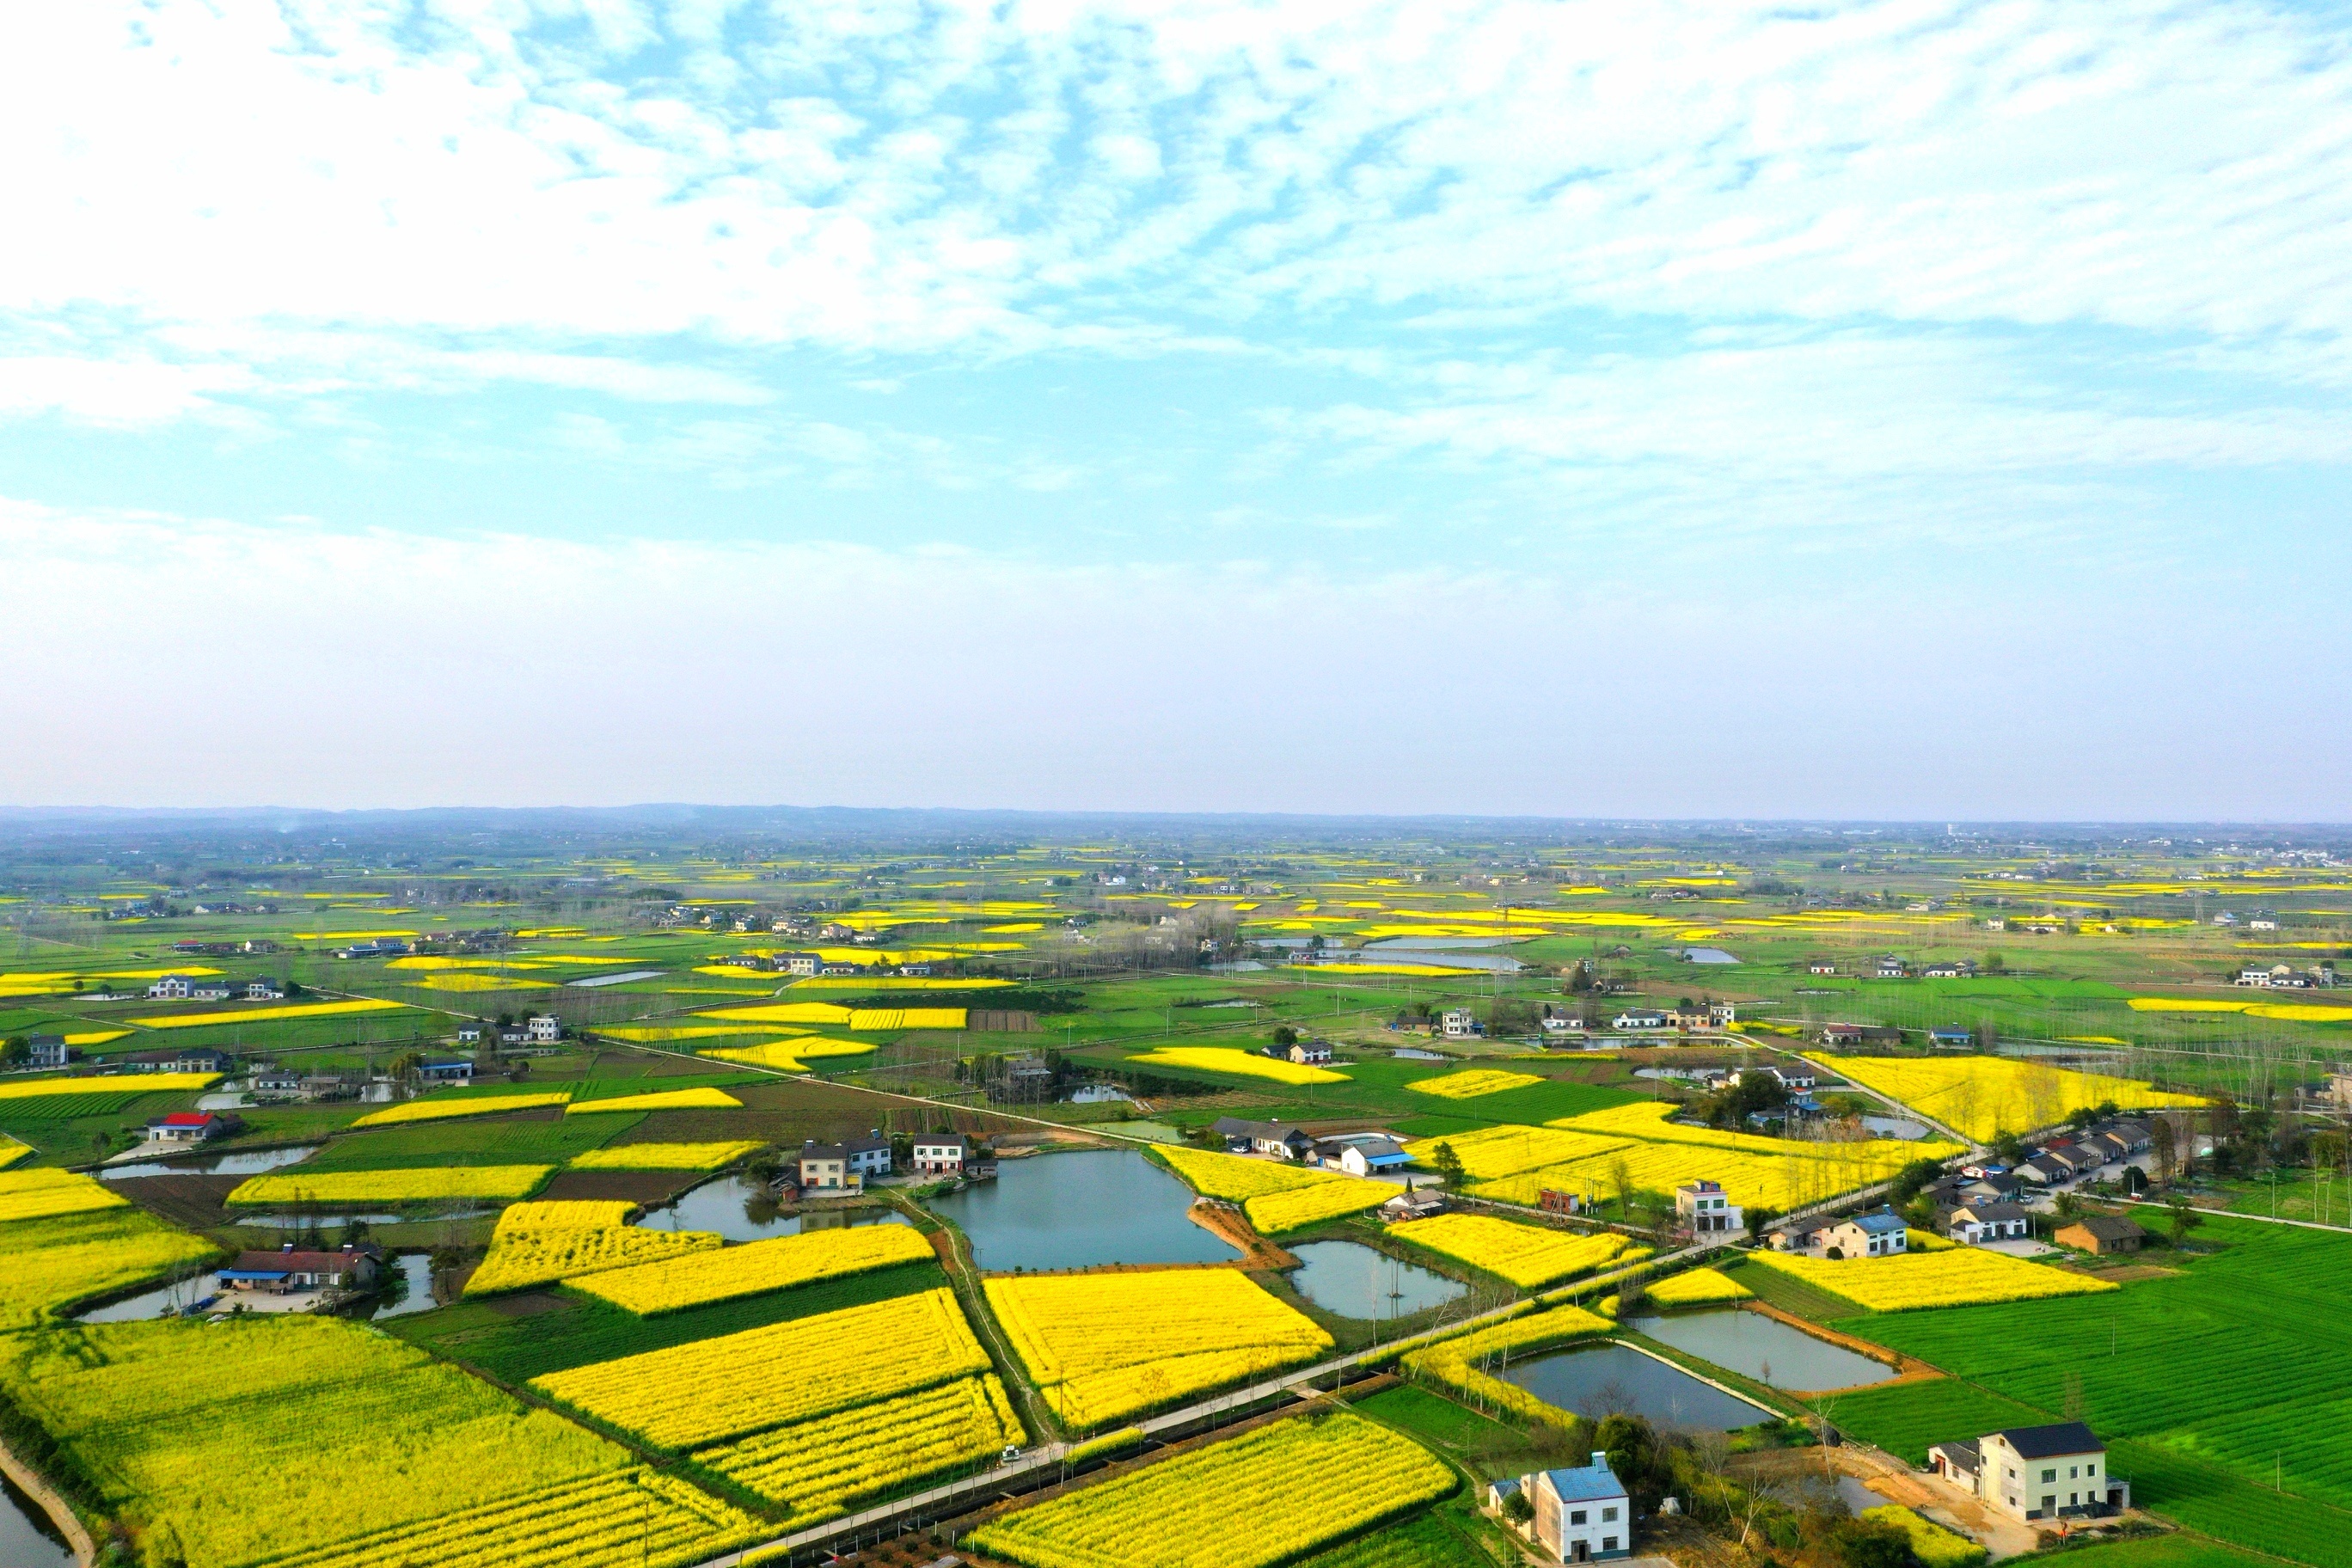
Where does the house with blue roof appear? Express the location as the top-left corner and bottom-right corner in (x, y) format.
(1825, 1207), (1910, 1259)
(1491, 1454), (1632, 1561)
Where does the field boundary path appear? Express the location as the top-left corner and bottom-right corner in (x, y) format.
(0, 1430), (96, 1568)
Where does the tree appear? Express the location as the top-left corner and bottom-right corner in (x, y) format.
(1890, 1158), (1946, 1206)
(1745, 1204), (1780, 1246)
(2151, 1118), (2178, 1184)
(2166, 1196), (2205, 1248)
(1609, 1155), (1635, 1222)
(1430, 1142), (1465, 1187)
(1503, 1489), (1534, 1525)
(1271, 1024), (1298, 1048)
(0, 1037), (26, 1069)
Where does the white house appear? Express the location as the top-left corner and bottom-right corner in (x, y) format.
(145, 974), (194, 1000)
(1612, 1009), (1669, 1032)
(1930, 1421), (2125, 1523)
(1288, 1040), (1334, 1065)
(912, 1133), (968, 1176)
(1528, 1456), (1631, 1561)
(244, 978), (285, 1001)
(1440, 1008), (1478, 1038)
(1675, 1179), (1743, 1236)
(1824, 1210), (1908, 1258)
(1945, 1201), (2031, 1245)
(527, 1014), (561, 1044)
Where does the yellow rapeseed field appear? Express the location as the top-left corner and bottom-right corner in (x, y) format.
(1747, 1248), (2116, 1313)
(570, 1224), (934, 1315)
(1400, 1304), (1615, 1424)
(0, 1137), (30, 1170)
(970, 1412), (1452, 1568)
(0, 1168), (130, 1225)
(567, 1142), (766, 1172)
(694, 1375), (1023, 1522)
(497, 1200), (638, 1234)
(532, 1287), (988, 1450)
(1124, 1048), (1348, 1085)
(1806, 1053), (2207, 1141)
(1645, 1267), (1754, 1307)
(466, 1224), (722, 1296)
(596, 1024), (810, 1043)
(848, 1007), (968, 1029)
(700, 1038), (876, 1072)
(694, 1002), (856, 1026)
(254, 1468), (769, 1568)
(986, 1271), (1331, 1431)
(563, 1087), (744, 1115)
(352, 1091), (573, 1127)
(1402, 1124), (1635, 1180)
(1406, 1068), (1544, 1099)
(133, 998), (408, 1030)
(1387, 1214), (1643, 1289)
(1149, 1146), (1391, 1233)
(0, 1072), (222, 1102)
(0, 1209), (220, 1330)
(1462, 1101), (1962, 1214)
(228, 1167), (553, 1204)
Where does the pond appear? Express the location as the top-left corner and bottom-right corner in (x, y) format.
(0, 1468), (75, 1568)
(1393, 1048), (1449, 1060)
(1500, 1343), (1775, 1431)
(924, 1148), (1241, 1271)
(101, 1144), (321, 1181)
(360, 1254), (442, 1320)
(632, 1174), (916, 1243)
(1287, 1240), (1465, 1320)
(1065, 1085), (1133, 1104)
(77, 1271), (224, 1322)
(1684, 947), (1742, 965)
(1626, 1309), (1896, 1392)
(1859, 1115), (1930, 1140)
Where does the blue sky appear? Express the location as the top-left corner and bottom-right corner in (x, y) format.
(3, 0), (2349, 816)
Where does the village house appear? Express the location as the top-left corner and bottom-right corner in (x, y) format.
(456, 1024), (483, 1044)
(417, 1059), (475, 1084)
(1766, 1218), (1825, 1252)
(145, 974), (196, 1000)
(1875, 956), (1910, 978)
(799, 1133), (891, 1191)
(911, 1132), (968, 1176)
(1612, 1008), (1669, 1032)
(2055, 1215), (2147, 1254)
(1385, 1188), (1446, 1222)
(1331, 1136), (1412, 1177)
(527, 1014), (561, 1044)
(251, 1069), (302, 1097)
(145, 1111), (237, 1144)
(244, 978), (285, 1001)
(1211, 1117), (1317, 1159)
(26, 1035), (73, 1069)
(1922, 959), (1979, 979)
(1821, 1022), (1866, 1049)
(1440, 1008), (1479, 1038)
(1663, 1001), (1736, 1030)
(219, 1240), (383, 1295)
(1730, 1063), (1815, 1093)
(1288, 1039), (1334, 1065)
(1528, 1455), (1632, 1561)
(1675, 1178), (1743, 1236)
(1807, 959), (1839, 975)
(1929, 1421), (2126, 1523)
(1824, 1210), (1908, 1258)
(1943, 1201), (2031, 1245)
(300, 1072), (360, 1102)
(1928, 1026), (1975, 1049)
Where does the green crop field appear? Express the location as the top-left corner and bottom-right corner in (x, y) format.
(1811, 1216), (2352, 1565)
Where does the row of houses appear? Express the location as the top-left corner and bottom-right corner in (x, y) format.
(1209, 1118), (1414, 1177)
(2234, 963), (2336, 989)
(1605, 1001), (1736, 1032)
(456, 1017), (562, 1050)
(144, 974), (285, 1001)
(18, 1038), (236, 1073)
(1807, 957), (1981, 980)
(793, 1131), (983, 1191)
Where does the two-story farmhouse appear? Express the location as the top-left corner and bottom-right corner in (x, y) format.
(1930, 1421), (2128, 1523)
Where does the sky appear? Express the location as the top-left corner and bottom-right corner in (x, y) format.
(3, 0), (2349, 818)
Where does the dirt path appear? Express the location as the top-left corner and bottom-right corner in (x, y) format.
(0, 1432), (96, 1568)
